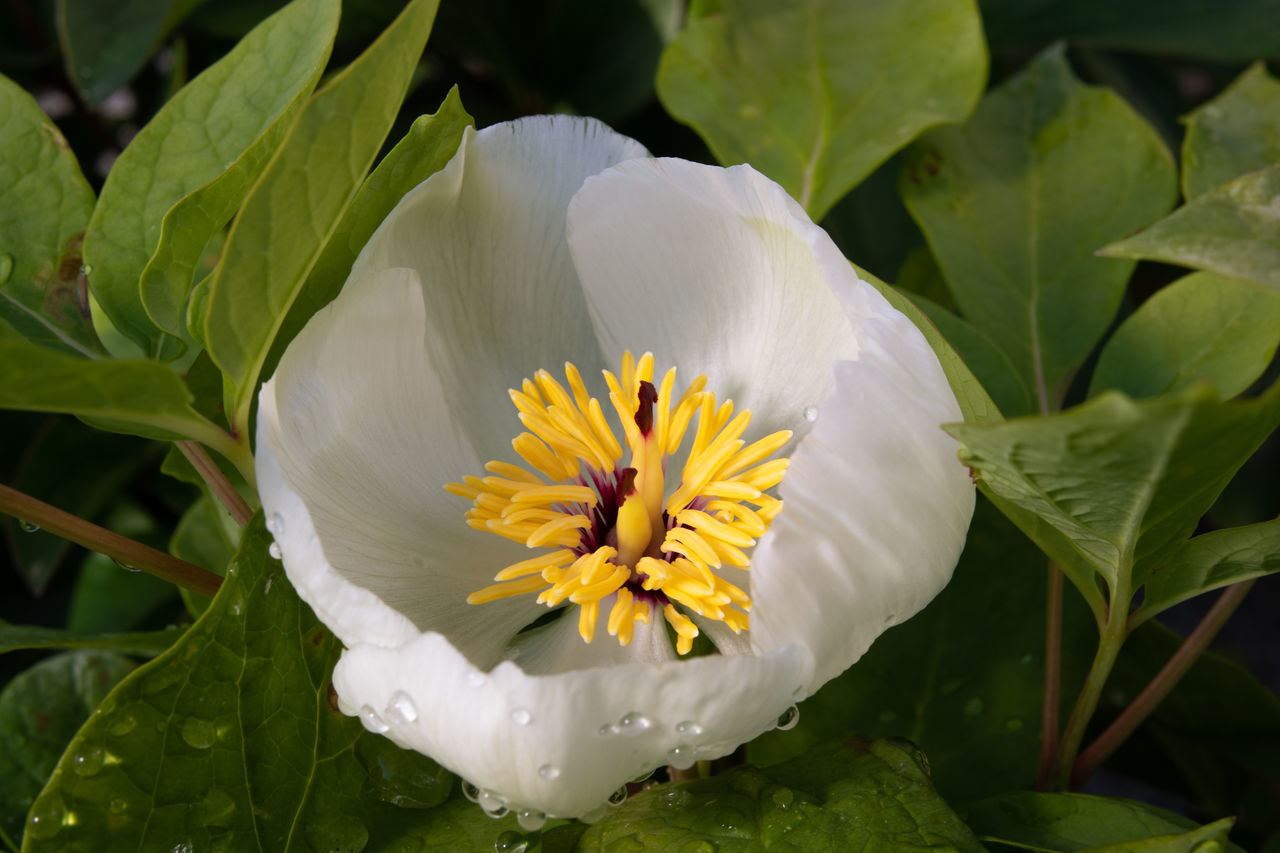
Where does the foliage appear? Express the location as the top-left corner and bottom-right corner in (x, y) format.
(1, 0), (1278, 850)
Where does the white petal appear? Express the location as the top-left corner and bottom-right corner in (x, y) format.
(565, 159), (859, 438)
(352, 116), (649, 461)
(750, 279), (975, 693)
(258, 268), (545, 665)
(333, 633), (813, 818)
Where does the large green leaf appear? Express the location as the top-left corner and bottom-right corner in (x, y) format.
(82, 0), (340, 357)
(948, 383), (1280, 605)
(963, 792), (1236, 852)
(656, 0), (987, 220)
(747, 498), (1095, 805)
(1133, 520), (1280, 625)
(902, 45), (1177, 412)
(1089, 272), (1280, 400)
(1182, 63), (1280, 201)
(202, 0), (441, 432)
(979, 0), (1280, 62)
(21, 519), (480, 852)
(577, 738), (985, 852)
(261, 87), (472, 382)
(0, 338), (226, 443)
(0, 75), (98, 356)
(55, 0), (206, 105)
(0, 652), (134, 845)
(1100, 165), (1280, 292)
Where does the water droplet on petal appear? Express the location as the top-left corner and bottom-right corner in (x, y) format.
(181, 717), (217, 749)
(608, 785), (628, 806)
(537, 764), (560, 781)
(72, 745), (104, 776)
(359, 705), (389, 733)
(494, 830), (528, 852)
(802, 405), (818, 422)
(478, 789), (507, 817)
(516, 808), (547, 831)
(668, 744), (697, 770)
(775, 705), (799, 731)
(597, 723), (617, 738)
(466, 671), (487, 688)
(268, 542), (282, 560)
(619, 711), (652, 732)
(510, 707), (532, 726)
(674, 720), (702, 736)
(265, 514), (284, 535)
(18, 519), (39, 533)
(461, 781), (480, 803)
(385, 691), (418, 725)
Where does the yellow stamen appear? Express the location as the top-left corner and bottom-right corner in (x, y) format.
(447, 351), (791, 657)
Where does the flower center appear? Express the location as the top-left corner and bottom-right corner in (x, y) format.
(446, 352), (791, 655)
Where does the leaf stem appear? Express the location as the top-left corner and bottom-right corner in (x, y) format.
(176, 440), (254, 527)
(1071, 578), (1255, 787)
(1036, 561), (1063, 789)
(0, 481), (221, 598)
(1050, 581), (1129, 790)
(184, 422), (257, 492)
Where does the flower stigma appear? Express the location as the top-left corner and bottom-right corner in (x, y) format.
(446, 352), (792, 655)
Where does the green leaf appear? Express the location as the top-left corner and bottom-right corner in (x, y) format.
(1100, 165), (1280, 292)
(858, 266), (1002, 426)
(748, 498), (1096, 805)
(55, 0), (206, 105)
(0, 338), (226, 443)
(1090, 272), (1280, 400)
(0, 74), (99, 356)
(579, 738), (985, 852)
(1133, 520), (1280, 625)
(979, 0), (1280, 62)
(1182, 63), (1280, 201)
(902, 45), (1177, 412)
(83, 0), (340, 357)
(656, 0), (987, 220)
(0, 622), (183, 657)
(963, 791), (1236, 852)
(911, 294), (1036, 418)
(170, 492), (239, 617)
(0, 652), (134, 845)
(948, 383), (1280, 606)
(203, 0), (441, 431)
(22, 518), (485, 852)
(262, 87), (472, 380)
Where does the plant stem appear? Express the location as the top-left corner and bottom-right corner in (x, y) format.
(1072, 579), (1255, 787)
(1050, 581), (1129, 790)
(177, 440), (254, 527)
(1036, 561), (1063, 789)
(0, 481), (221, 598)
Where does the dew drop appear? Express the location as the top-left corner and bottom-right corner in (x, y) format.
(386, 691), (418, 725)
(199, 788), (236, 826)
(79, 263), (94, 277)
(537, 763), (560, 781)
(27, 796), (64, 839)
(461, 781), (480, 803)
(359, 705), (390, 733)
(466, 671), (487, 688)
(674, 720), (702, 736)
(775, 705), (799, 731)
(477, 788), (507, 816)
(607, 785), (628, 806)
(668, 744), (697, 770)
(494, 830), (528, 853)
(108, 797), (128, 815)
(265, 513), (284, 535)
(771, 787), (794, 809)
(268, 542), (282, 560)
(510, 707), (533, 726)
(171, 843), (194, 853)
(262, 578), (273, 595)
(72, 745), (104, 776)
(618, 711), (652, 732)
(112, 558), (142, 573)
(516, 808), (547, 831)
(802, 405), (819, 423)
(181, 717), (217, 749)
(963, 697), (985, 717)
(597, 723), (617, 738)
(18, 519), (39, 533)
(108, 714), (136, 736)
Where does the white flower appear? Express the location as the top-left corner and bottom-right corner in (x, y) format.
(255, 115), (974, 822)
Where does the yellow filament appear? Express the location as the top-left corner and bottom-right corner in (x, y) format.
(447, 351), (792, 657)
